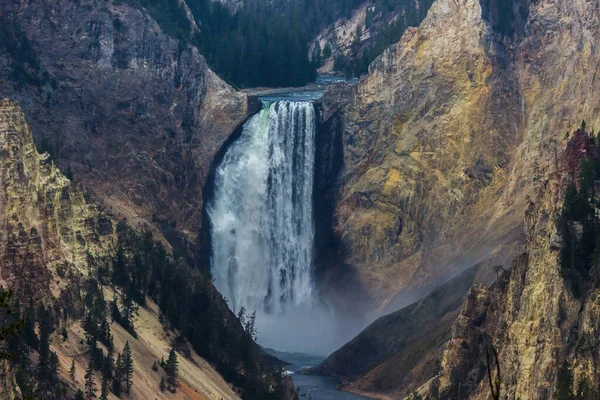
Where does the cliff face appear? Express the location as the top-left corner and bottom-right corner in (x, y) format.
(319, 0), (525, 308)
(0, 98), (116, 302)
(0, 0), (251, 256)
(315, 0), (600, 394)
(437, 131), (600, 399)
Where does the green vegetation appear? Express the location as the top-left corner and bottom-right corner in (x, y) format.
(123, 0), (362, 87)
(559, 126), (600, 297)
(0, 289), (23, 360)
(0, 16), (52, 87)
(84, 363), (97, 400)
(333, 0), (435, 77)
(107, 222), (286, 399)
(555, 361), (575, 400)
(165, 347), (178, 390)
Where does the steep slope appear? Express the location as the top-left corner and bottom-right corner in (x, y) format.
(309, 267), (477, 398)
(437, 130), (600, 399)
(311, 0), (436, 77)
(0, 0), (252, 261)
(314, 0), (600, 395)
(0, 99), (294, 400)
(317, 0), (525, 309)
(55, 291), (240, 400)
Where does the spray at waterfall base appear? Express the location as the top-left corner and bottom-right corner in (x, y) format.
(207, 101), (351, 354)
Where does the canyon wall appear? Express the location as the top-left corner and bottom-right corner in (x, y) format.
(315, 0), (600, 396)
(0, 0), (252, 260)
(318, 0), (526, 308)
(437, 130), (600, 399)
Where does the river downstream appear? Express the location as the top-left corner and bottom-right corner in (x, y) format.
(268, 350), (372, 400)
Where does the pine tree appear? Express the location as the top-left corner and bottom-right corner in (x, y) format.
(0, 288), (23, 360)
(110, 299), (121, 323)
(166, 347), (178, 388)
(112, 244), (127, 286)
(245, 311), (257, 340)
(160, 376), (166, 392)
(75, 389), (85, 400)
(48, 352), (60, 397)
(122, 341), (134, 394)
(100, 373), (109, 400)
(37, 306), (57, 397)
(323, 42), (332, 59)
(84, 363), (97, 400)
(102, 347), (114, 382)
(70, 359), (77, 385)
(113, 353), (123, 396)
(237, 306), (246, 327)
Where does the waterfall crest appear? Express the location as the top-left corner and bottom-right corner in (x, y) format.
(209, 101), (316, 320)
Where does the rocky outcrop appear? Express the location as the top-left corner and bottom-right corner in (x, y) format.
(0, 99), (116, 302)
(0, 0), (252, 260)
(437, 130), (600, 399)
(310, 267), (477, 398)
(318, 0), (525, 308)
(318, 0), (600, 306)
(314, 0), (600, 395)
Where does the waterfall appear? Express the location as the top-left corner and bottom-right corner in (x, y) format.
(209, 101), (317, 321)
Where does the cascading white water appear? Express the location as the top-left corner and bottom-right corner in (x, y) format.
(209, 101), (318, 338)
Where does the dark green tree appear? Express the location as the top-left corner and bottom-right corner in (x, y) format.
(113, 353), (123, 396)
(122, 341), (134, 394)
(84, 363), (97, 400)
(322, 43), (332, 59)
(0, 288), (23, 360)
(100, 373), (109, 400)
(166, 347), (178, 388)
(22, 303), (38, 350)
(37, 306), (58, 397)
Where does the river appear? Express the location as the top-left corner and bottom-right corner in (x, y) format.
(267, 350), (372, 400)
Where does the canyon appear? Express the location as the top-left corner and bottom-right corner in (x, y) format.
(2, 0), (600, 398)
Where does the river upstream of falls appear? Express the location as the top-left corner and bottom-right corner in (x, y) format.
(207, 91), (367, 398)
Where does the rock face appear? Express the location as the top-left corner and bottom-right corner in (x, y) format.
(314, 0), (600, 395)
(318, 0), (525, 308)
(437, 131), (600, 399)
(0, 0), (252, 258)
(318, 0), (600, 308)
(310, 267), (477, 398)
(0, 98), (116, 302)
